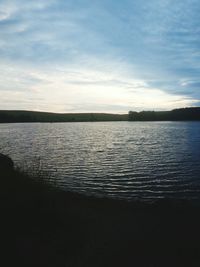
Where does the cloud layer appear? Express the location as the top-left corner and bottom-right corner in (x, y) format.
(0, 0), (200, 112)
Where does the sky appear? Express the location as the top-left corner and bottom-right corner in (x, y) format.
(0, 0), (200, 113)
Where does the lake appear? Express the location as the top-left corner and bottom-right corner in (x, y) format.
(1, 121), (200, 201)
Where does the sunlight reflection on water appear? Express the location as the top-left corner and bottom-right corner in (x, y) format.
(1, 121), (200, 201)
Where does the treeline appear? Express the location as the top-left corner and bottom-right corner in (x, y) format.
(0, 110), (128, 123)
(128, 107), (200, 121)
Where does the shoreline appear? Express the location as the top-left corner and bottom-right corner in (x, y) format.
(1, 156), (200, 266)
(1, 107), (200, 123)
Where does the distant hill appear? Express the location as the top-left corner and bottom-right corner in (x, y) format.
(128, 107), (200, 121)
(0, 110), (128, 123)
(0, 108), (200, 123)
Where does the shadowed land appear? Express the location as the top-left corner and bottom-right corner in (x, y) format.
(1, 107), (200, 123)
(1, 154), (200, 267)
(128, 107), (200, 121)
(0, 110), (128, 123)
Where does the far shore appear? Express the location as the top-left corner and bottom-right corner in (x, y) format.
(1, 154), (200, 267)
(1, 107), (200, 123)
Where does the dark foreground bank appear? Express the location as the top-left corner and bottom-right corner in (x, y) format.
(1, 155), (200, 267)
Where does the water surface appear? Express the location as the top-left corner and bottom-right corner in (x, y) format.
(1, 121), (200, 201)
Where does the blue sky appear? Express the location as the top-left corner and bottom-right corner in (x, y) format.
(0, 0), (200, 113)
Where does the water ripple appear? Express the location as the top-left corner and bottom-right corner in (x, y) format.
(0, 121), (200, 202)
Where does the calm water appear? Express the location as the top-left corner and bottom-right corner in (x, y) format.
(1, 121), (200, 201)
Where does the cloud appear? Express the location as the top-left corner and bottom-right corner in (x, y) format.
(0, 59), (198, 113)
(0, 0), (200, 112)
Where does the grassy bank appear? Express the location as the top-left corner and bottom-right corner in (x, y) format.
(1, 165), (200, 267)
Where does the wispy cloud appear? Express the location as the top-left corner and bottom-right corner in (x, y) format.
(0, 0), (199, 112)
